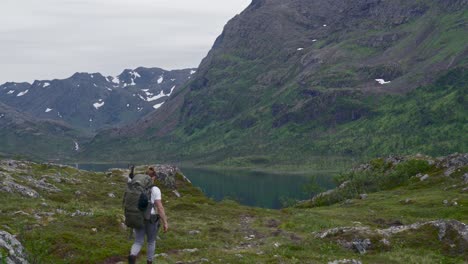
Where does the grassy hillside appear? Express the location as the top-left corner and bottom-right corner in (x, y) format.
(1, 154), (467, 263)
(83, 66), (467, 170)
(0, 103), (87, 161)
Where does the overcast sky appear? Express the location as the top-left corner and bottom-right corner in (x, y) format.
(0, 0), (251, 83)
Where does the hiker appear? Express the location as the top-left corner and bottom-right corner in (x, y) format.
(127, 167), (169, 264)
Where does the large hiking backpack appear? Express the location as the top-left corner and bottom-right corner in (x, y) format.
(123, 174), (154, 228)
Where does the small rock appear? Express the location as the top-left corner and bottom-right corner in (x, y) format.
(328, 259), (362, 264)
(420, 174), (429, 181)
(188, 230), (200, 235)
(345, 199), (353, 204)
(339, 181), (350, 189)
(75, 190), (82, 196)
(400, 198), (413, 204)
(154, 253), (168, 258)
(13, 211), (30, 216)
(235, 253), (243, 258)
(443, 200), (449, 205)
(444, 167), (456, 177)
(41, 202), (48, 207)
(172, 190), (181, 198)
(463, 173), (468, 184)
(352, 238), (371, 254)
(273, 242), (281, 248)
(359, 194), (368, 200)
(71, 210), (93, 217)
(91, 228), (98, 232)
(380, 238), (390, 246)
(108, 193), (115, 198)
(181, 248), (198, 253)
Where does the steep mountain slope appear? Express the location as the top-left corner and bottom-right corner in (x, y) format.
(0, 103), (83, 160)
(0, 67), (196, 132)
(83, 0), (468, 165)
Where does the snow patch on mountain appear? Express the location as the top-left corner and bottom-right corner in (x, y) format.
(375, 79), (391, 85)
(93, 100), (105, 110)
(168, 85), (176, 96)
(17, 90), (29, 97)
(108, 76), (120, 85)
(146, 90), (166, 102)
(74, 141), (80, 151)
(43, 82), (50, 88)
(7, 90), (15, 95)
(130, 71), (141, 79)
(190, 70), (197, 75)
(45, 108), (53, 113)
(157, 76), (164, 84)
(153, 102), (165, 109)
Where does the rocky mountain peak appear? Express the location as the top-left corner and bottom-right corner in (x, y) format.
(0, 67), (196, 133)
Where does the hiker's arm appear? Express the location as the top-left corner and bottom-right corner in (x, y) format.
(155, 200), (168, 232)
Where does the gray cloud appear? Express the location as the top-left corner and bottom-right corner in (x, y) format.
(0, 0), (250, 83)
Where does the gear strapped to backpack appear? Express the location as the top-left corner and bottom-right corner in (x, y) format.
(123, 173), (155, 228)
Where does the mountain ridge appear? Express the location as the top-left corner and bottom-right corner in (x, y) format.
(0, 67), (196, 134)
(81, 0), (468, 166)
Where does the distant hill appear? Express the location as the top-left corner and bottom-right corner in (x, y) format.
(0, 102), (82, 160)
(82, 0), (468, 166)
(0, 67), (196, 132)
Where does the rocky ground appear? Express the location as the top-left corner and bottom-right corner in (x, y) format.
(0, 154), (467, 263)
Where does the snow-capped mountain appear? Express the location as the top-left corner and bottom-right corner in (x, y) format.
(0, 67), (196, 132)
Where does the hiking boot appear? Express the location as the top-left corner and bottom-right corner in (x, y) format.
(128, 255), (136, 264)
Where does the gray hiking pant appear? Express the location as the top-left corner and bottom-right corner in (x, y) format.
(130, 217), (160, 261)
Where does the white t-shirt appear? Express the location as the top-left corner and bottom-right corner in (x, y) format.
(150, 186), (162, 215)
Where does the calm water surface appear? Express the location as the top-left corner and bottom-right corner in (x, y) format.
(74, 164), (336, 209)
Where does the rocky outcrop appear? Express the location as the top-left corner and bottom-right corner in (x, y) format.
(314, 220), (468, 254)
(22, 176), (61, 193)
(153, 164), (191, 190)
(115, 164), (191, 192)
(0, 172), (39, 198)
(0, 230), (29, 264)
(435, 153), (468, 177)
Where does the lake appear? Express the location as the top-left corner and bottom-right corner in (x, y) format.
(74, 164), (336, 209)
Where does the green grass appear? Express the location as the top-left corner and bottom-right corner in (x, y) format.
(1, 155), (467, 263)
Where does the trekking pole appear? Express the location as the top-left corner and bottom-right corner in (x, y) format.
(129, 165), (135, 179)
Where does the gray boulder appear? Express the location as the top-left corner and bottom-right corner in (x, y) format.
(0, 230), (29, 264)
(315, 220), (468, 255)
(22, 176), (61, 193)
(420, 174), (429, 181)
(0, 180), (39, 198)
(328, 259), (362, 264)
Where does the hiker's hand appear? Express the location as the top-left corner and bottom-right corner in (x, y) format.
(163, 222), (169, 233)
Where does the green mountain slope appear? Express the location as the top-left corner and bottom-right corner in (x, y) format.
(82, 0), (468, 166)
(0, 103), (85, 161)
